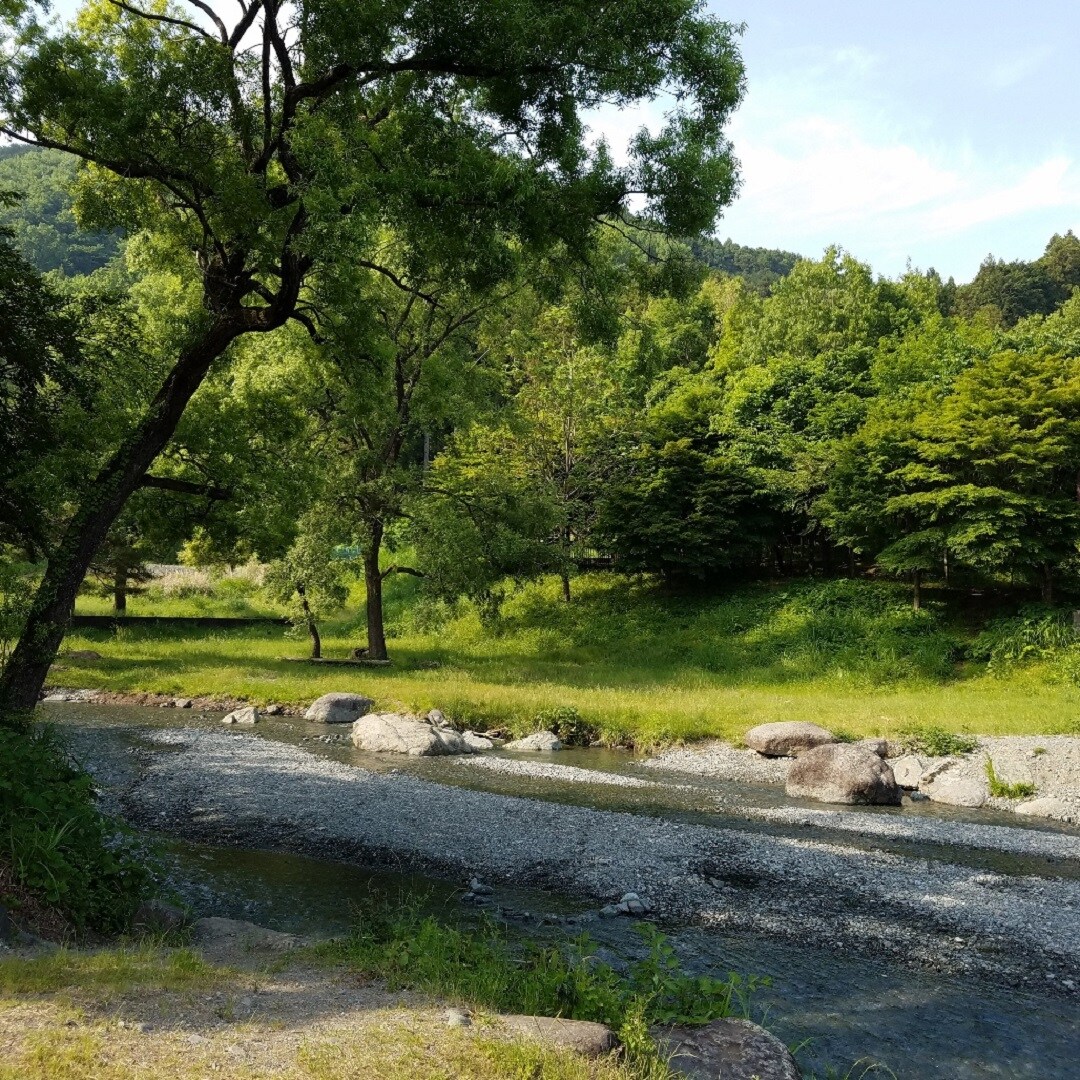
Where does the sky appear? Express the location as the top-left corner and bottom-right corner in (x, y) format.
(664, 0), (1080, 281)
(39, 0), (1080, 283)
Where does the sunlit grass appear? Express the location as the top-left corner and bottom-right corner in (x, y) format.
(53, 574), (1080, 745)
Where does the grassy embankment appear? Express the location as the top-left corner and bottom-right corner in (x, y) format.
(56, 574), (1080, 746)
(0, 904), (778, 1080)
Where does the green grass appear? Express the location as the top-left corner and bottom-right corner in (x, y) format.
(0, 945), (221, 996)
(51, 574), (1080, 745)
(984, 758), (1038, 799)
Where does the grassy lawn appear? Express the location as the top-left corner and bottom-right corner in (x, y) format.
(54, 575), (1080, 745)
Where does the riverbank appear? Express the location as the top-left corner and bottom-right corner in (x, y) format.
(0, 939), (642, 1080)
(64, 718), (1080, 996)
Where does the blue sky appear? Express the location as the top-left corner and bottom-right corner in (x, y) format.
(701, 0), (1080, 280)
(42, 0), (1080, 282)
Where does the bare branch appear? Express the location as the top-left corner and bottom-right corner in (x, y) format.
(182, 0), (229, 43)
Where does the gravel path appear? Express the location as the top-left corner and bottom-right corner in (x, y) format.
(75, 726), (1080, 994)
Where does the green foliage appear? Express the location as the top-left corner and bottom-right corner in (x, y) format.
(895, 724), (978, 757)
(969, 608), (1076, 670)
(0, 561), (34, 667)
(686, 236), (802, 294)
(0, 147), (120, 274)
(984, 758), (1036, 799)
(317, 896), (763, 1053)
(533, 706), (597, 747)
(0, 725), (153, 931)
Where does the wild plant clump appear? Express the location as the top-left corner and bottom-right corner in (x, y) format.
(896, 724), (978, 757)
(321, 899), (766, 1068)
(0, 723), (153, 934)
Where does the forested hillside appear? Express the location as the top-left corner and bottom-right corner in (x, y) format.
(0, 145), (119, 274)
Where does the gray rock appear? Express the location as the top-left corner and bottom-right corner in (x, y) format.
(264, 704), (284, 716)
(133, 900), (188, 934)
(445, 1008), (472, 1028)
(922, 768), (987, 808)
(461, 731), (496, 752)
(859, 737), (889, 758)
(891, 754), (925, 789)
(908, 791), (931, 802)
(497, 1015), (618, 1058)
(504, 730), (563, 752)
(305, 692), (375, 724)
(173, 698), (194, 710)
(427, 708), (448, 726)
(599, 904), (619, 918)
(469, 877), (494, 895)
(192, 917), (299, 959)
(655, 1017), (799, 1080)
(744, 722), (837, 758)
(221, 706), (259, 725)
(352, 712), (475, 755)
(787, 744), (902, 805)
(1014, 796), (1077, 823)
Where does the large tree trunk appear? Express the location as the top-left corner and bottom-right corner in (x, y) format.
(1041, 564), (1054, 604)
(0, 320), (242, 716)
(912, 569), (922, 612)
(364, 521), (388, 662)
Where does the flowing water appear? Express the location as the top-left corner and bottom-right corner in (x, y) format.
(43, 702), (1080, 1079)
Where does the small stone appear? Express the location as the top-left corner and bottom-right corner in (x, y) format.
(186, 1033), (208, 1045)
(908, 791), (931, 802)
(469, 877), (494, 896)
(174, 698), (194, 709)
(445, 1008), (472, 1028)
(264, 704), (284, 716)
(599, 905), (619, 918)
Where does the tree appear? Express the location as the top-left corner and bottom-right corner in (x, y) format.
(0, 0), (746, 713)
(823, 348), (1080, 604)
(0, 229), (81, 552)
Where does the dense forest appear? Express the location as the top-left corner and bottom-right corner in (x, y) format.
(4, 143), (1080, 664)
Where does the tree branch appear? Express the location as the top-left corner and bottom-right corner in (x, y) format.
(139, 475), (231, 500)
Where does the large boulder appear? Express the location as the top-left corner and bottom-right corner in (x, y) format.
(497, 1015), (618, 1058)
(921, 764), (987, 807)
(1014, 796), (1078, 823)
(890, 754), (924, 789)
(744, 722), (837, 758)
(352, 712), (474, 755)
(787, 743), (902, 805)
(304, 692), (375, 724)
(654, 1018), (800, 1080)
(504, 730), (563, 752)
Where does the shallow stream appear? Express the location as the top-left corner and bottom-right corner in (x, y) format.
(45, 702), (1080, 1079)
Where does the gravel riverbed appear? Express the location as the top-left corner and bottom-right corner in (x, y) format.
(70, 724), (1080, 995)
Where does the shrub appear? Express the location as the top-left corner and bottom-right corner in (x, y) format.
(896, 724), (978, 757)
(0, 724), (153, 933)
(534, 706), (598, 747)
(969, 607), (1076, 671)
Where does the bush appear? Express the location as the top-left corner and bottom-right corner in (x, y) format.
(896, 724), (978, 757)
(0, 725), (153, 933)
(534, 706), (598, 747)
(969, 607), (1076, 671)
